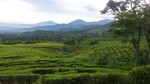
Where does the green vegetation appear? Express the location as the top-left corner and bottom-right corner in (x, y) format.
(0, 37), (149, 83)
(129, 65), (150, 84)
(101, 0), (150, 66)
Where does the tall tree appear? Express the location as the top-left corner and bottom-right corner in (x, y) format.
(101, 0), (148, 66)
(142, 2), (150, 63)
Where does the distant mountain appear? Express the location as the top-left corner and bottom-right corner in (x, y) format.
(0, 23), (32, 29)
(89, 19), (113, 25)
(68, 19), (113, 26)
(0, 23), (33, 32)
(0, 21), (57, 32)
(94, 19), (113, 25)
(68, 19), (88, 25)
(34, 21), (57, 26)
(19, 23), (111, 32)
(17, 19), (113, 32)
(0, 19), (113, 33)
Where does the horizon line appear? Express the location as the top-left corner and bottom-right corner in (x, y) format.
(0, 18), (113, 25)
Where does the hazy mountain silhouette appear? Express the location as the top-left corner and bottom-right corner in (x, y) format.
(34, 21), (58, 26)
(68, 19), (88, 25)
(0, 19), (113, 32)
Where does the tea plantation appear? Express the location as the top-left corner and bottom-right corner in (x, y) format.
(0, 40), (149, 84)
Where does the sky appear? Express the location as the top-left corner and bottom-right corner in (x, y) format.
(0, 0), (112, 24)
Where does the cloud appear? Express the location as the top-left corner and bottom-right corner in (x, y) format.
(84, 5), (99, 12)
(0, 0), (112, 24)
(0, 0), (37, 24)
(23, 0), (63, 13)
(23, 0), (109, 13)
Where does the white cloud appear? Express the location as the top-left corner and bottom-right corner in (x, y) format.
(0, 0), (38, 24)
(0, 0), (112, 24)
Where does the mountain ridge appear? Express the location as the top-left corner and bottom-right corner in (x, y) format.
(0, 19), (113, 32)
(34, 21), (58, 26)
(68, 19), (88, 25)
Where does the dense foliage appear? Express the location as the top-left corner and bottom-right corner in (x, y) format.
(129, 65), (150, 84)
(101, 0), (150, 66)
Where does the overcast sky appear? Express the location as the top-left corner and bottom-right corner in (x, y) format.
(0, 0), (113, 24)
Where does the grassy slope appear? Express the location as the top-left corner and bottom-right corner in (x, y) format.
(0, 39), (141, 83)
(0, 40), (131, 74)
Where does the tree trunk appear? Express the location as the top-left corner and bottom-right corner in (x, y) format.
(132, 29), (142, 66)
(148, 44), (150, 62)
(146, 32), (150, 63)
(132, 39), (141, 66)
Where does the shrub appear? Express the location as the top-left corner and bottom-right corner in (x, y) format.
(62, 45), (78, 54)
(129, 65), (150, 84)
(1, 40), (21, 45)
(32, 69), (54, 75)
(42, 73), (129, 84)
(89, 40), (99, 45)
(0, 74), (39, 84)
(75, 68), (97, 73)
(24, 41), (36, 44)
(94, 73), (130, 84)
(71, 74), (93, 84)
(63, 38), (81, 45)
(62, 45), (73, 52)
(105, 74), (130, 84)
(42, 74), (73, 84)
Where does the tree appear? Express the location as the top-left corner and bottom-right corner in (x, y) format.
(101, 0), (150, 66)
(141, 2), (150, 63)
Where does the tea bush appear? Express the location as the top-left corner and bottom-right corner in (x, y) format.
(129, 65), (150, 84)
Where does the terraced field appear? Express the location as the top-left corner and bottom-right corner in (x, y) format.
(0, 41), (140, 84)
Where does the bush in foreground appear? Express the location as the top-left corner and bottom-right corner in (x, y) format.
(42, 73), (130, 84)
(0, 74), (39, 84)
(129, 65), (150, 84)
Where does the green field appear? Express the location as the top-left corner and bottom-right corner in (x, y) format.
(0, 39), (140, 84)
